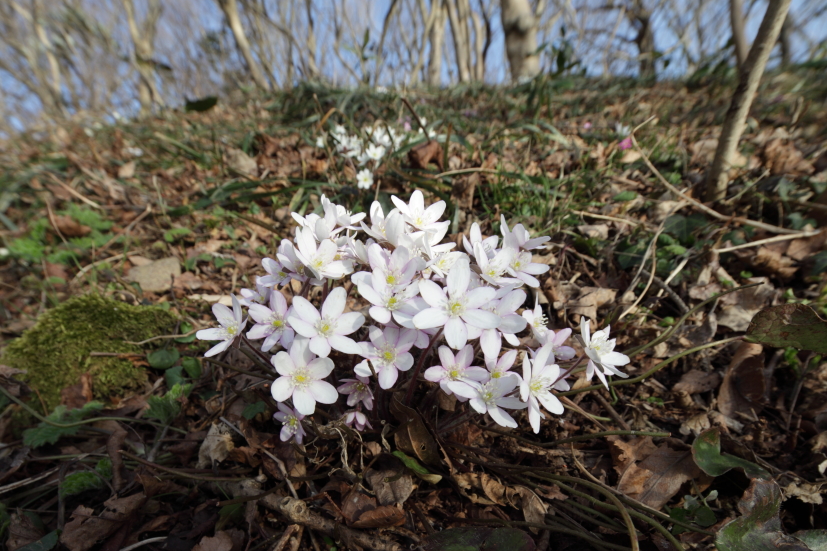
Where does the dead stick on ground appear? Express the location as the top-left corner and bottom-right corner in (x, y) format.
(262, 496), (403, 551)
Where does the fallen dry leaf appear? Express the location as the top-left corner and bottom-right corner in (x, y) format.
(408, 140), (444, 172)
(673, 370), (721, 394)
(784, 482), (824, 505)
(718, 342), (766, 419)
(365, 458), (414, 506)
(196, 423), (235, 468)
(60, 493), (147, 551)
(117, 161), (135, 179)
(7, 511), (45, 551)
(350, 505), (406, 529)
(53, 215), (92, 238)
(718, 277), (776, 332)
(192, 531), (234, 551)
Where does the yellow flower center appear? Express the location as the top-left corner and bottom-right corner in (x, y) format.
(383, 351), (395, 362)
(272, 319), (283, 328)
(449, 301), (464, 316)
(386, 274), (396, 284)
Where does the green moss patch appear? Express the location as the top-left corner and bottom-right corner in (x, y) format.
(2, 294), (177, 409)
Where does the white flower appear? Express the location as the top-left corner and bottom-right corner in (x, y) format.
(523, 302), (550, 341)
(366, 143), (386, 162)
(337, 375), (374, 410)
(315, 134), (326, 148)
(246, 290), (295, 352)
(238, 282), (270, 307)
(288, 287), (365, 357)
(413, 259), (500, 349)
(392, 190), (449, 234)
(580, 318), (630, 389)
(540, 328), (576, 360)
(355, 273), (423, 327)
(501, 216), (550, 251)
(474, 287), (527, 360)
(354, 326), (417, 389)
(424, 345), (489, 396)
(520, 344), (565, 433)
(485, 346), (520, 382)
(474, 243), (521, 287)
(463, 223), (499, 257)
(507, 249), (549, 288)
(274, 403), (306, 444)
(356, 169), (374, 190)
(450, 377), (527, 429)
(294, 226), (351, 280)
(271, 338), (338, 415)
(196, 295), (245, 357)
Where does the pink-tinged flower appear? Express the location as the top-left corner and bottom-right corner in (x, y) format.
(294, 226), (351, 280)
(238, 282), (270, 307)
(507, 250), (549, 288)
(484, 346), (520, 383)
(246, 290), (295, 352)
(288, 287), (365, 357)
(474, 243), (521, 287)
(424, 345), (489, 395)
(540, 328), (575, 361)
(523, 302), (550, 341)
(270, 338), (338, 415)
(344, 410), (371, 431)
(337, 375), (374, 410)
(580, 318), (630, 389)
(462, 222), (499, 257)
(259, 257), (292, 288)
(520, 344), (565, 433)
(367, 243), (423, 290)
(412, 260), (500, 349)
(391, 189), (449, 234)
(474, 287), (527, 360)
(354, 326), (417, 389)
(196, 295), (245, 357)
(449, 377), (527, 429)
(618, 137), (633, 150)
(276, 240), (310, 283)
(361, 201), (405, 245)
(274, 403), (306, 444)
(583, 122), (592, 130)
(355, 272), (423, 327)
(500, 216), (550, 251)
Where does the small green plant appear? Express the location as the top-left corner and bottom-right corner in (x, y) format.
(60, 458), (112, 497)
(669, 490), (718, 534)
(145, 382), (193, 425)
(23, 401), (105, 447)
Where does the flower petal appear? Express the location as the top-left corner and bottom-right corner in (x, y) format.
(413, 308), (449, 329)
(328, 335), (363, 355)
(461, 309), (500, 329)
(197, 328), (225, 341)
(292, 296), (321, 323)
(204, 340), (231, 357)
(321, 287), (347, 319)
(488, 407), (518, 428)
(336, 312), (365, 335)
(418, 279), (447, 308)
(444, 317), (468, 349)
(307, 357), (335, 378)
(465, 287), (497, 310)
(287, 316), (317, 338)
(292, 389), (317, 415)
(309, 380), (339, 404)
(270, 376), (293, 402)
(309, 336), (332, 357)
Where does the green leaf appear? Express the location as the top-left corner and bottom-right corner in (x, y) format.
(612, 191), (637, 202)
(59, 471), (105, 497)
(148, 348), (180, 369)
(145, 383), (192, 425)
(185, 96), (218, 112)
(15, 530), (60, 551)
(181, 357), (202, 378)
(663, 213), (707, 244)
(692, 428), (769, 479)
(165, 365), (185, 388)
(716, 479), (809, 551)
(793, 530), (827, 551)
(175, 322), (196, 343)
(242, 401), (267, 420)
(420, 527), (535, 551)
(163, 227), (192, 243)
(694, 506), (717, 527)
(23, 402), (105, 448)
(745, 304), (827, 353)
(392, 451), (442, 484)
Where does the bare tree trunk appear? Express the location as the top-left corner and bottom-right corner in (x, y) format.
(375, 0), (401, 85)
(123, 0), (163, 115)
(428, 0), (446, 85)
(730, 0), (748, 69)
(705, 0), (792, 203)
(779, 14), (792, 68)
(445, 0), (472, 82)
(630, 0), (655, 78)
(501, 0), (540, 82)
(217, 0), (270, 90)
(303, 0), (320, 79)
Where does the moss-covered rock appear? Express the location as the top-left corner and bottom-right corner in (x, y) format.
(1, 294), (177, 409)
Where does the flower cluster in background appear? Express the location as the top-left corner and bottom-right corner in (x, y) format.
(316, 120), (438, 190)
(197, 191), (630, 441)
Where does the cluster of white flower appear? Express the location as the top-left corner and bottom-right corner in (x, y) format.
(196, 191), (630, 442)
(316, 121), (437, 191)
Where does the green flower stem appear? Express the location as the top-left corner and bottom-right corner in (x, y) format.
(0, 383), (185, 433)
(559, 335), (742, 397)
(536, 430), (671, 448)
(621, 282), (759, 358)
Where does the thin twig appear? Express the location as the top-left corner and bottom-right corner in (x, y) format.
(713, 229), (822, 253)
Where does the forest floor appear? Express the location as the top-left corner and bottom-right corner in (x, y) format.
(1, 70), (827, 551)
